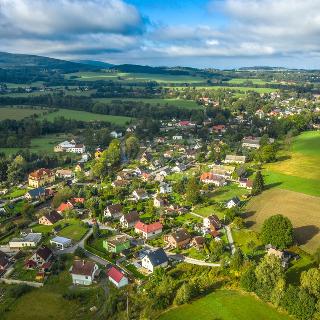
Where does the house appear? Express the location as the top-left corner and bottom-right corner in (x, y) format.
(120, 211), (140, 228)
(104, 204), (123, 219)
(110, 131), (122, 138)
(25, 246), (53, 270)
(164, 228), (191, 249)
(226, 197), (241, 208)
(191, 236), (205, 250)
(55, 169), (73, 179)
(159, 182), (172, 194)
(242, 137), (261, 149)
(140, 152), (152, 164)
(154, 195), (166, 208)
(142, 248), (168, 273)
(38, 211), (62, 226)
(70, 260), (99, 285)
(54, 140), (86, 154)
(172, 135), (183, 140)
(107, 266), (128, 288)
(0, 250), (10, 271)
(103, 235), (130, 253)
(75, 163), (84, 172)
(239, 178), (253, 190)
(200, 172), (226, 186)
(28, 168), (55, 188)
(112, 180), (130, 188)
(9, 233), (42, 249)
(50, 236), (72, 250)
(224, 155), (246, 164)
(203, 215), (222, 231)
(135, 221), (163, 239)
(57, 202), (74, 214)
(212, 124), (226, 133)
(171, 164), (186, 173)
(132, 189), (149, 201)
(267, 247), (292, 268)
(25, 187), (46, 201)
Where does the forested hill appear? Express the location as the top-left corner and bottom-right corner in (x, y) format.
(0, 52), (98, 71)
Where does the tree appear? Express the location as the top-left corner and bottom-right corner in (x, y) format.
(74, 247), (86, 259)
(260, 214), (294, 249)
(185, 177), (200, 205)
(21, 203), (35, 220)
(240, 267), (256, 292)
(230, 248), (244, 270)
(207, 240), (224, 261)
(7, 155), (26, 183)
(174, 283), (193, 305)
(270, 278), (286, 307)
(251, 171), (264, 195)
(232, 217), (245, 230)
(301, 268), (320, 298)
(255, 254), (284, 300)
(314, 247), (320, 266)
(93, 224), (100, 239)
(125, 135), (140, 159)
(52, 187), (72, 208)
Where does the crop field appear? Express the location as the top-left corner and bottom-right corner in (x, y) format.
(159, 290), (290, 320)
(40, 108), (132, 125)
(93, 97), (200, 109)
(166, 85), (277, 93)
(0, 107), (45, 120)
(66, 71), (208, 83)
(264, 131), (320, 196)
(245, 188), (320, 253)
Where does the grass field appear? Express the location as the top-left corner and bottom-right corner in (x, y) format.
(166, 86), (277, 93)
(93, 97), (200, 109)
(58, 222), (88, 241)
(264, 131), (320, 196)
(0, 107), (45, 120)
(225, 78), (270, 85)
(40, 108), (131, 125)
(159, 290), (290, 320)
(245, 188), (320, 253)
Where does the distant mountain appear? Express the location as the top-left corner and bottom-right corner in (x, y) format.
(238, 66), (288, 71)
(75, 60), (114, 68)
(111, 64), (191, 75)
(0, 52), (98, 71)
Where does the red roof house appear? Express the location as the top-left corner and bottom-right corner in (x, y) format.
(107, 266), (128, 288)
(134, 221), (163, 239)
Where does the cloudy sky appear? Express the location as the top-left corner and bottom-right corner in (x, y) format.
(1, 0), (320, 68)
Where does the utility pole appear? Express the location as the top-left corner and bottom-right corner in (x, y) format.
(126, 291), (129, 320)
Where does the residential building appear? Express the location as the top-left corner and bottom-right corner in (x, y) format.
(154, 195), (166, 208)
(242, 137), (261, 149)
(132, 189), (149, 201)
(0, 250), (10, 271)
(224, 155), (246, 164)
(70, 260), (99, 285)
(9, 233), (42, 249)
(135, 221), (163, 239)
(38, 211), (62, 226)
(54, 140), (86, 154)
(25, 246), (53, 270)
(200, 172), (226, 186)
(120, 211), (140, 228)
(226, 197), (241, 209)
(57, 202), (74, 214)
(203, 215), (222, 231)
(164, 228), (191, 249)
(28, 168), (55, 188)
(110, 131), (122, 138)
(104, 204), (123, 219)
(142, 248), (168, 273)
(25, 187), (46, 200)
(191, 236), (205, 250)
(55, 169), (73, 179)
(107, 266), (128, 288)
(239, 178), (253, 190)
(103, 235), (130, 253)
(50, 236), (72, 250)
(159, 182), (172, 194)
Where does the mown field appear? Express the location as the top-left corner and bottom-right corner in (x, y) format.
(0, 107), (45, 120)
(264, 131), (320, 197)
(40, 108), (132, 125)
(245, 188), (320, 253)
(159, 290), (290, 320)
(94, 97), (200, 109)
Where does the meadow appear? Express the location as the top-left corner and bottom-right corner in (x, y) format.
(93, 97), (200, 109)
(225, 78), (270, 85)
(245, 188), (320, 253)
(0, 107), (45, 120)
(166, 85), (277, 93)
(264, 131), (320, 196)
(159, 290), (290, 320)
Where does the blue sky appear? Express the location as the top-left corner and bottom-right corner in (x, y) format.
(1, 0), (320, 69)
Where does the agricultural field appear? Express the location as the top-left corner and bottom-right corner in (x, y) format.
(159, 290), (291, 320)
(225, 78), (270, 85)
(40, 108), (132, 125)
(264, 131), (320, 196)
(245, 188), (320, 253)
(93, 97), (200, 110)
(0, 107), (46, 120)
(166, 85), (277, 93)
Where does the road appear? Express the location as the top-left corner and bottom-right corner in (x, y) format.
(225, 225), (236, 255)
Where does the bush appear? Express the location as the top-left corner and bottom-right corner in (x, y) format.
(9, 284), (33, 298)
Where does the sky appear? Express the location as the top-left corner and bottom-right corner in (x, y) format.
(1, 0), (320, 69)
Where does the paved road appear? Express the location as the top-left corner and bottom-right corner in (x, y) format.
(167, 252), (221, 267)
(225, 225), (236, 255)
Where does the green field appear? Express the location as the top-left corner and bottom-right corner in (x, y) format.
(40, 108), (132, 125)
(159, 290), (290, 320)
(0, 107), (45, 120)
(264, 131), (320, 196)
(94, 97), (200, 109)
(225, 78), (270, 85)
(166, 86), (277, 93)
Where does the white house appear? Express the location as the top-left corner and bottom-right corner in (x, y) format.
(9, 233), (42, 249)
(54, 140), (86, 154)
(107, 266), (128, 288)
(224, 155), (246, 164)
(70, 260), (99, 285)
(172, 135), (183, 140)
(104, 204), (123, 219)
(110, 131), (122, 139)
(226, 197), (241, 209)
(132, 189), (149, 201)
(120, 211), (140, 228)
(141, 248), (168, 273)
(159, 182), (172, 194)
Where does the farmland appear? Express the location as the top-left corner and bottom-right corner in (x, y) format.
(0, 107), (46, 120)
(159, 290), (291, 320)
(245, 188), (320, 253)
(166, 85), (277, 93)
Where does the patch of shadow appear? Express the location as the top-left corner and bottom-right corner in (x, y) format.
(277, 155), (292, 161)
(245, 221), (256, 228)
(294, 225), (320, 245)
(264, 182), (283, 190)
(243, 210), (255, 219)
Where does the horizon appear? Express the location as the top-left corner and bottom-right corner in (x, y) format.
(1, 1), (320, 69)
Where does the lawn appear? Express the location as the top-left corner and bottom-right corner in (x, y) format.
(209, 183), (249, 202)
(245, 188), (320, 253)
(10, 258), (38, 282)
(159, 290), (291, 320)
(93, 97), (200, 110)
(40, 108), (132, 125)
(264, 131), (320, 196)
(58, 222), (88, 241)
(0, 107), (45, 120)
(232, 229), (262, 255)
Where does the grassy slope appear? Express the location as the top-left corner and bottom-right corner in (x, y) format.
(159, 290), (290, 320)
(0, 107), (45, 120)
